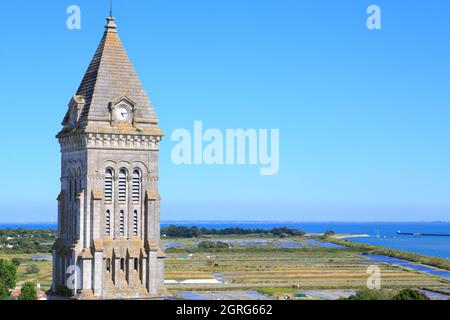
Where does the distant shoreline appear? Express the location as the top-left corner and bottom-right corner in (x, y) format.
(304, 232), (370, 239)
(1, 220), (450, 225)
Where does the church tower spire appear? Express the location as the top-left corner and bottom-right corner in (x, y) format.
(53, 11), (165, 300)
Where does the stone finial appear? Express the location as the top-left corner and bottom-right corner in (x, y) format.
(105, 16), (117, 32)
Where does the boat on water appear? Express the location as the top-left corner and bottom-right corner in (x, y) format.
(397, 231), (450, 237)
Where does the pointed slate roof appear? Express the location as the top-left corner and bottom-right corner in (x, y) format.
(75, 16), (158, 128)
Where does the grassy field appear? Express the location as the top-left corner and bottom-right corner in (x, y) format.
(1, 236), (449, 299)
(163, 237), (449, 298)
(0, 252), (53, 290)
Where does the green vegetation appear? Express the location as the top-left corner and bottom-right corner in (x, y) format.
(325, 238), (450, 271)
(161, 225), (305, 238)
(257, 287), (301, 296)
(19, 282), (36, 300)
(0, 259), (16, 300)
(198, 241), (230, 250)
(25, 264), (40, 274)
(0, 229), (56, 254)
(1, 227), (449, 300)
(346, 288), (392, 300)
(165, 238), (447, 299)
(0, 253), (54, 292)
(11, 258), (22, 266)
(392, 288), (429, 300)
(346, 288), (428, 300)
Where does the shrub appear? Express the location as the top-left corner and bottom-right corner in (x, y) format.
(19, 282), (36, 300)
(346, 288), (393, 300)
(198, 241), (230, 250)
(25, 264), (40, 274)
(11, 258), (21, 266)
(392, 289), (428, 300)
(0, 259), (17, 300)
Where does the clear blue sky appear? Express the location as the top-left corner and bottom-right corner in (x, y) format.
(0, 0), (449, 222)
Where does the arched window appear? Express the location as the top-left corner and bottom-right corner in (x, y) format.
(106, 259), (111, 272)
(118, 169), (127, 202)
(119, 210), (125, 236)
(104, 169), (113, 202)
(132, 170), (140, 202)
(134, 258), (138, 271)
(105, 210), (111, 236)
(133, 210), (138, 236)
(120, 258), (125, 271)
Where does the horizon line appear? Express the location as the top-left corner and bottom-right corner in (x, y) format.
(0, 220), (449, 224)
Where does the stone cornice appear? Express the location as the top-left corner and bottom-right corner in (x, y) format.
(58, 131), (162, 152)
(57, 124), (164, 139)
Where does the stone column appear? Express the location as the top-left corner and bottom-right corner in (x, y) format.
(127, 257), (134, 287)
(154, 198), (161, 247)
(147, 250), (158, 296)
(113, 255), (120, 286)
(57, 192), (64, 239)
(81, 250), (92, 293)
(157, 252), (165, 295)
(92, 250), (103, 296)
(91, 191), (102, 240)
(141, 254), (147, 290)
(145, 190), (158, 242)
(59, 255), (64, 290)
(51, 249), (58, 292)
(78, 190), (85, 248)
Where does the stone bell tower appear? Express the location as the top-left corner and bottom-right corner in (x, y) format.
(52, 14), (165, 299)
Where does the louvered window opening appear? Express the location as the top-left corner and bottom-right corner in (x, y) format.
(118, 170), (127, 202)
(132, 170), (140, 202)
(105, 170), (113, 202)
(119, 210), (125, 236)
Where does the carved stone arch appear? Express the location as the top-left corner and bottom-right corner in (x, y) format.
(117, 166), (129, 177)
(104, 166), (116, 176)
(104, 160), (118, 167)
(129, 161), (149, 175)
(103, 160), (118, 179)
(116, 161), (133, 180)
(66, 159), (84, 178)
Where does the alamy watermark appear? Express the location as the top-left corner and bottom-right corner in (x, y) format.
(171, 121), (280, 176)
(66, 265), (81, 295)
(66, 5), (81, 30)
(366, 265), (381, 289)
(367, 5), (382, 30)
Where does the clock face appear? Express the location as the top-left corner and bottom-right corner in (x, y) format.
(115, 106), (129, 121)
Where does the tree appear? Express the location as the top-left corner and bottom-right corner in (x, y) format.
(0, 259), (16, 300)
(198, 241), (230, 250)
(346, 288), (392, 300)
(392, 289), (429, 300)
(11, 258), (21, 267)
(19, 282), (36, 300)
(25, 264), (40, 274)
(324, 230), (335, 237)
